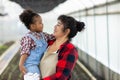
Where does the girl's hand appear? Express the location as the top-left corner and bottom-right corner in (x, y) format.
(19, 54), (28, 75)
(19, 65), (27, 75)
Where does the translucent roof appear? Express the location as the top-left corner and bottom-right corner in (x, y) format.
(40, 0), (115, 20)
(1, 0), (23, 20)
(1, 0), (115, 20)
(44, 0), (115, 15)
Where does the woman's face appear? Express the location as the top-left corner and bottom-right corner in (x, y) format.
(33, 16), (43, 32)
(53, 20), (66, 38)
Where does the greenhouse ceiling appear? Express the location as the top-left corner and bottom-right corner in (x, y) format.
(10, 0), (116, 14)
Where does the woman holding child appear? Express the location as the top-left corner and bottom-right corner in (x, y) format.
(40, 15), (85, 80)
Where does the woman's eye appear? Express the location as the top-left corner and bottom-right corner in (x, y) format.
(57, 23), (61, 26)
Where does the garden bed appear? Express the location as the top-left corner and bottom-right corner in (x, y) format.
(0, 52), (90, 80)
(0, 41), (14, 56)
(0, 51), (23, 80)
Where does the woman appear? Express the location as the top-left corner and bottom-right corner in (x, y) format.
(40, 15), (85, 80)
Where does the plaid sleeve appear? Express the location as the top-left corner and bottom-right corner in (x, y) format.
(42, 44), (78, 80)
(20, 36), (34, 55)
(43, 32), (55, 41)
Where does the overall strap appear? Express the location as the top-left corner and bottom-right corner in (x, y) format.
(27, 34), (37, 42)
(40, 32), (45, 40)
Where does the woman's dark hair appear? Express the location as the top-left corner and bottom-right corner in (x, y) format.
(19, 9), (39, 29)
(58, 15), (85, 40)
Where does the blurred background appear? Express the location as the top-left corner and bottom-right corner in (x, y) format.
(0, 0), (120, 80)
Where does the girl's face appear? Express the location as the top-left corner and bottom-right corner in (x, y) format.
(53, 20), (66, 38)
(32, 16), (43, 32)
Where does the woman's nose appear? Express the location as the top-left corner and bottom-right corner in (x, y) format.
(54, 25), (57, 28)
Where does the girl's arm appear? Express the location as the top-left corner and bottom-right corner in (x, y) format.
(19, 35), (33, 74)
(43, 32), (55, 41)
(19, 54), (28, 75)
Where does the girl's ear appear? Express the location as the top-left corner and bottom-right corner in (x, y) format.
(30, 24), (35, 30)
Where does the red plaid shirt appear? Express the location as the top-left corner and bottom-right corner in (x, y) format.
(42, 40), (78, 80)
(20, 31), (54, 55)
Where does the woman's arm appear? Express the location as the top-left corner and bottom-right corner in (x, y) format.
(42, 45), (78, 80)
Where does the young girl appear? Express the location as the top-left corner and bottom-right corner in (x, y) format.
(19, 9), (54, 80)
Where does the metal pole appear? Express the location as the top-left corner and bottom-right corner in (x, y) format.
(106, 0), (110, 79)
(93, 6), (98, 78)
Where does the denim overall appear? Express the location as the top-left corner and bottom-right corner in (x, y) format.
(24, 33), (48, 74)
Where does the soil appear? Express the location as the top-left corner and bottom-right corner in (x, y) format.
(0, 51), (90, 80)
(0, 51), (23, 80)
(0, 41), (14, 56)
(0, 42), (90, 80)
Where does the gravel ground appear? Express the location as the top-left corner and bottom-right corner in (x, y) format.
(71, 63), (91, 80)
(0, 51), (23, 80)
(0, 51), (90, 80)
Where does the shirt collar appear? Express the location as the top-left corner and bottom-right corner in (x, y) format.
(59, 40), (69, 49)
(28, 31), (41, 39)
